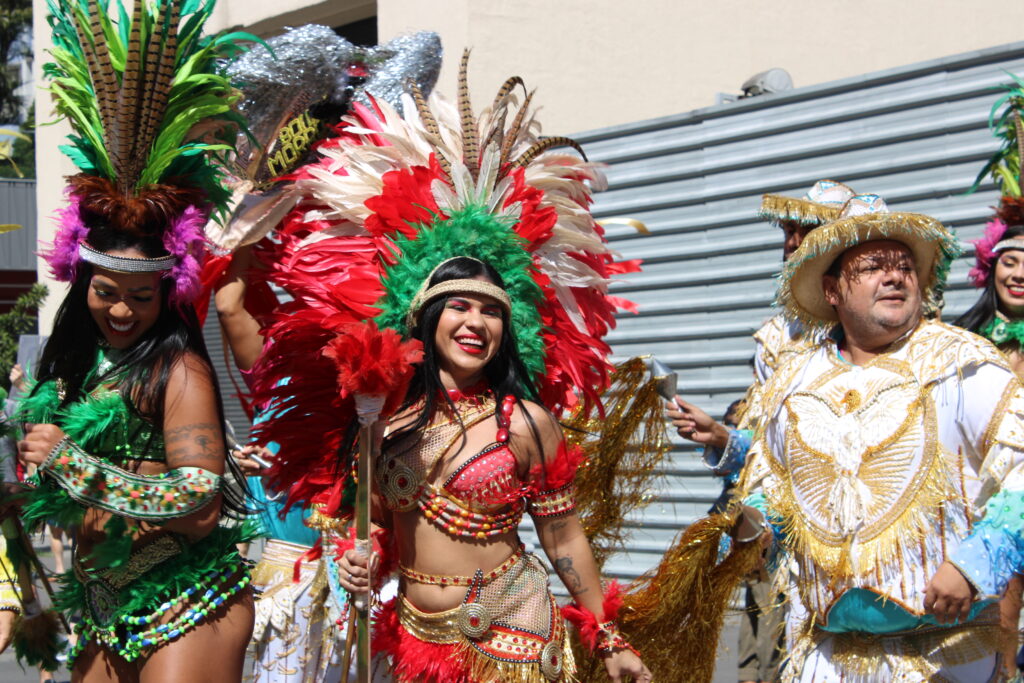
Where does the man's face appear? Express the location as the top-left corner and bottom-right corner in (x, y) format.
(782, 221), (814, 261)
(823, 240), (922, 344)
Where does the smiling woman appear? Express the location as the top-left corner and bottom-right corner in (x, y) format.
(87, 261), (162, 349)
(7, 0), (261, 679)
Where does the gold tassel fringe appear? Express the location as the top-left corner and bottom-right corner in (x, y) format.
(575, 511), (762, 683)
(566, 357), (672, 567)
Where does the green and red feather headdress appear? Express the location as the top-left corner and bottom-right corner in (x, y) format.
(250, 51), (639, 515)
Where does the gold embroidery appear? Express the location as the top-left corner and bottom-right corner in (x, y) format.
(783, 604), (1005, 683)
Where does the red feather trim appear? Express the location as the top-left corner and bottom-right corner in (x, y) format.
(560, 580), (625, 652)
(373, 598), (475, 683)
(323, 321), (423, 417)
(528, 441), (584, 492)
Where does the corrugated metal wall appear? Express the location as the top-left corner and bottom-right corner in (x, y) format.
(530, 41), (1024, 583)
(201, 299), (252, 445)
(0, 179), (36, 270)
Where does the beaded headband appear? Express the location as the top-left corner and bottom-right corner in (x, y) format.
(405, 262), (513, 329)
(994, 238), (1024, 253)
(78, 243), (176, 273)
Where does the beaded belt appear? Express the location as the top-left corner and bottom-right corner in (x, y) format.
(74, 534), (183, 627)
(399, 544), (524, 587)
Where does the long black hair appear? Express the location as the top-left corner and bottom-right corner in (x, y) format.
(955, 223), (1024, 334)
(381, 257), (545, 459)
(34, 226), (251, 517)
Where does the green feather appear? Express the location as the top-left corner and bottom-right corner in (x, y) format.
(374, 205), (547, 388)
(43, 0), (256, 210)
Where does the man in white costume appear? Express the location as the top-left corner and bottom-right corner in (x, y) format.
(737, 193), (1024, 682)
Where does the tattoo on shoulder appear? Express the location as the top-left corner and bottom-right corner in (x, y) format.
(555, 556), (585, 593)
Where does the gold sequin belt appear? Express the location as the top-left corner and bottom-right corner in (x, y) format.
(250, 538), (317, 590)
(399, 544), (524, 587)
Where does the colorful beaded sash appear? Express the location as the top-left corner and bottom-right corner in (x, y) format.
(62, 528), (252, 666)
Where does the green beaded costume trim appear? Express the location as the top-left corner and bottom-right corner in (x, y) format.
(58, 524), (254, 665)
(982, 314), (1024, 348)
(41, 437), (220, 520)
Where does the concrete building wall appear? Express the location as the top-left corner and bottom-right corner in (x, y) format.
(28, 0), (1024, 328)
(379, 0), (1024, 135)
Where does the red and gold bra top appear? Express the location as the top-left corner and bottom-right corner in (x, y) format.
(377, 391), (577, 539)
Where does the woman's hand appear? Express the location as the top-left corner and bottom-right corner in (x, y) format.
(17, 424), (66, 467)
(8, 364), (26, 395)
(0, 609), (15, 654)
(666, 397), (729, 449)
(231, 444), (271, 477)
(337, 548), (378, 597)
(603, 649), (652, 682)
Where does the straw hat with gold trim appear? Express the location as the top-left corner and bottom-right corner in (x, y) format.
(759, 179), (857, 227)
(776, 194), (962, 328)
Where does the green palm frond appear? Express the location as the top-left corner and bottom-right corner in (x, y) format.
(44, 0), (260, 209)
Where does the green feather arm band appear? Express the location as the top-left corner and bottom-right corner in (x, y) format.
(40, 437), (221, 520)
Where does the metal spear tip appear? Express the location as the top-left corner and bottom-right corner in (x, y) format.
(645, 357), (678, 401)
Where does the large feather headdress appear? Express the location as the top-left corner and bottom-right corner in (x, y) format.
(251, 50), (639, 514)
(969, 76), (1024, 286)
(41, 0), (254, 305)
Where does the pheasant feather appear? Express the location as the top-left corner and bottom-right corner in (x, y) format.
(456, 49), (479, 177)
(491, 75), (525, 110)
(136, 0), (180, 171)
(113, 0), (144, 191)
(500, 88), (535, 168)
(511, 136), (588, 169)
(44, 0), (256, 214)
(408, 80), (451, 180)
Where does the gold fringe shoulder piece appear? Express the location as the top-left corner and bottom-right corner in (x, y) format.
(575, 511), (762, 683)
(565, 357), (672, 568)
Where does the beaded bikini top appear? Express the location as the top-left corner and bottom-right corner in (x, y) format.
(378, 392), (529, 539)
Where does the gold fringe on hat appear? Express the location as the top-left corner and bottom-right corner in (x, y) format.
(759, 194), (843, 227)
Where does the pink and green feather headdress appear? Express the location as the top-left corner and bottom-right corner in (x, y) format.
(39, 0), (256, 306)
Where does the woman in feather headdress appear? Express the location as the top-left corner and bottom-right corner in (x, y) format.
(249, 52), (651, 682)
(13, 0), (258, 679)
(957, 97), (1024, 680)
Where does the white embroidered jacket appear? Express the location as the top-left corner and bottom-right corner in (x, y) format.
(741, 320), (1024, 623)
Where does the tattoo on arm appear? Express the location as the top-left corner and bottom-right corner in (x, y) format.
(163, 423), (220, 443)
(555, 556), (587, 595)
(163, 422), (222, 465)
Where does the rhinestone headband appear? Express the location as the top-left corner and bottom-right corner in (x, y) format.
(994, 238), (1024, 254)
(79, 243), (176, 273)
(406, 278), (512, 328)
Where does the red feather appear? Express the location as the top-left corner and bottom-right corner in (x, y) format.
(374, 599), (477, 683)
(323, 321), (423, 417)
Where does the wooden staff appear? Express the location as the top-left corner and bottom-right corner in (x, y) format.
(341, 395), (383, 682)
